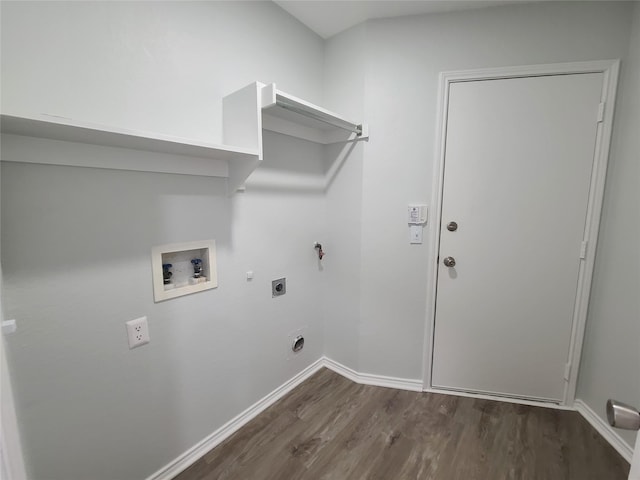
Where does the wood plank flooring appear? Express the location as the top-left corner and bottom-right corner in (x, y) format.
(174, 368), (630, 480)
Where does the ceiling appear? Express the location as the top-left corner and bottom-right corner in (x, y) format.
(274, 0), (533, 39)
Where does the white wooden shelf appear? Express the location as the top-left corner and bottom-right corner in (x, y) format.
(0, 114), (260, 194)
(1, 84), (367, 193)
(260, 83), (368, 145)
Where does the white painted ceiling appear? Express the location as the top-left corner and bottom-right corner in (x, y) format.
(274, 0), (534, 39)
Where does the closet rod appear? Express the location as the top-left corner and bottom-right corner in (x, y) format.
(275, 94), (363, 136)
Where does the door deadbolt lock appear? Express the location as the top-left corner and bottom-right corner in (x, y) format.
(447, 221), (458, 232)
(443, 256), (456, 267)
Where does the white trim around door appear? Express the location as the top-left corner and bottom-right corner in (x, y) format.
(421, 59), (620, 406)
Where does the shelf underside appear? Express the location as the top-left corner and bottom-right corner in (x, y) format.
(1, 85), (366, 190)
(1, 115), (257, 161)
(0, 114), (260, 190)
(260, 84), (367, 145)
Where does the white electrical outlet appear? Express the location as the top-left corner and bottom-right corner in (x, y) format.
(126, 316), (150, 349)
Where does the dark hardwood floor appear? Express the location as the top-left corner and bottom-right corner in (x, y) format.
(174, 368), (629, 480)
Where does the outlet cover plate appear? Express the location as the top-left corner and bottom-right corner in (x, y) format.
(272, 278), (286, 297)
(126, 316), (150, 349)
(287, 326), (307, 360)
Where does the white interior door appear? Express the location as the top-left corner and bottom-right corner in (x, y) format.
(431, 73), (604, 401)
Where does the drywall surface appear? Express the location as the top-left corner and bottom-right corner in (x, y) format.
(0, 1), (323, 143)
(357, 1), (634, 381)
(577, 1), (640, 448)
(2, 1), (638, 477)
(322, 24), (367, 370)
(1, 2), (326, 479)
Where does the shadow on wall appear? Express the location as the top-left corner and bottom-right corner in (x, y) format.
(0, 158), (234, 479)
(0, 127), (332, 477)
(244, 130), (360, 194)
(0, 125), (348, 478)
(1, 160), (231, 273)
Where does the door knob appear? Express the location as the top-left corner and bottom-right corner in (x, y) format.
(607, 399), (640, 431)
(447, 221), (458, 232)
(443, 256), (456, 267)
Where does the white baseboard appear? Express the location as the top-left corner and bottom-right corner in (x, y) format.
(322, 357), (423, 392)
(145, 357), (325, 480)
(575, 399), (633, 463)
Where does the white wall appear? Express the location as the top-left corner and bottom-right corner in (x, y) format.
(322, 24), (367, 370)
(2, 1), (638, 478)
(326, 0), (637, 450)
(1, 2), (327, 479)
(356, 1), (635, 381)
(0, 1), (323, 142)
(323, 4), (638, 452)
(577, 1), (640, 448)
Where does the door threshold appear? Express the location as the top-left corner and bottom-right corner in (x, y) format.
(425, 386), (574, 411)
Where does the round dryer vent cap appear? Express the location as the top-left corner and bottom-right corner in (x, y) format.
(292, 335), (304, 353)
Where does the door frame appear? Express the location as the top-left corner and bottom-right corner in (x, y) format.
(422, 60), (620, 406)
(630, 433), (640, 480)
(0, 264), (28, 480)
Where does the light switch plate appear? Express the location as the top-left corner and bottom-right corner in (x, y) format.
(2, 319), (17, 335)
(408, 205), (428, 225)
(410, 225), (423, 244)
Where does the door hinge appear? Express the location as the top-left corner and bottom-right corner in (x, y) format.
(580, 240), (588, 259)
(597, 102), (605, 123)
(564, 363), (572, 381)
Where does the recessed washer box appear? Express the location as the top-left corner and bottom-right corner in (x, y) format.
(151, 240), (217, 302)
